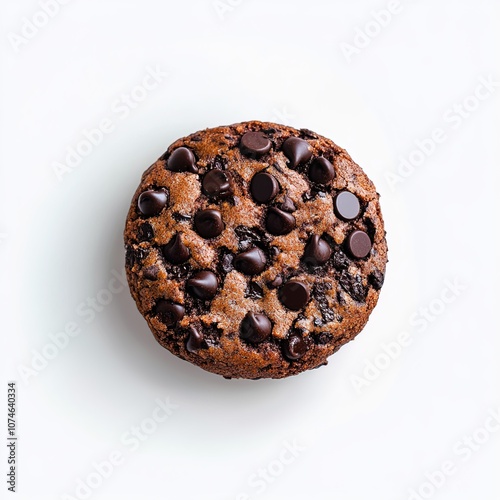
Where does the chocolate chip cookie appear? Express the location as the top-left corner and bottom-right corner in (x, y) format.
(124, 121), (388, 379)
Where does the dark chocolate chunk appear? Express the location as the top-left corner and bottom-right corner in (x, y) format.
(143, 265), (159, 281)
(245, 282), (264, 299)
(282, 137), (313, 168)
(162, 233), (190, 265)
(368, 270), (385, 290)
(282, 334), (308, 360)
(194, 209), (224, 239)
(339, 271), (367, 302)
(332, 249), (350, 270)
(203, 323), (223, 347)
(269, 246), (280, 258)
(312, 282), (335, 323)
(168, 263), (191, 280)
(234, 225), (269, 251)
(266, 207), (296, 235)
(279, 280), (310, 311)
(267, 275), (283, 289)
(137, 190), (168, 217)
(309, 157), (335, 184)
(240, 312), (272, 343)
(346, 230), (372, 259)
(218, 247), (234, 274)
(234, 247), (266, 275)
(299, 128), (319, 139)
(280, 196), (296, 213)
(155, 300), (185, 327)
(172, 212), (192, 222)
(240, 131), (272, 158)
(166, 147), (197, 173)
(202, 170), (232, 199)
(125, 246), (148, 268)
(137, 222), (154, 242)
(250, 172), (279, 203)
(186, 326), (206, 353)
(211, 155), (228, 171)
(315, 332), (333, 345)
(303, 235), (332, 266)
(186, 271), (218, 300)
(334, 191), (360, 221)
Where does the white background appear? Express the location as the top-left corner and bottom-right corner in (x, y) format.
(1, 1), (499, 499)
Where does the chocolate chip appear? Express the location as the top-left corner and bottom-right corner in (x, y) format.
(346, 230), (372, 259)
(266, 207), (296, 235)
(334, 191), (360, 221)
(250, 172), (279, 203)
(154, 300), (185, 327)
(280, 196), (296, 213)
(186, 326), (206, 353)
(267, 275), (283, 289)
(368, 270), (385, 290)
(143, 265), (159, 281)
(240, 131), (272, 158)
(282, 334), (308, 360)
(282, 137), (313, 168)
(240, 312), (272, 343)
(186, 271), (218, 300)
(279, 280), (310, 311)
(137, 222), (154, 242)
(202, 170), (232, 199)
(309, 157), (335, 184)
(162, 233), (190, 264)
(166, 147), (198, 173)
(303, 235), (332, 266)
(194, 209), (224, 239)
(339, 271), (367, 302)
(137, 190), (168, 216)
(234, 247), (266, 275)
(246, 282), (264, 299)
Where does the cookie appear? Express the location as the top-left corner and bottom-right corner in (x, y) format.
(124, 121), (388, 379)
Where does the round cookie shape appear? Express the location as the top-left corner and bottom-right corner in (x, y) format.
(124, 121), (388, 379)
